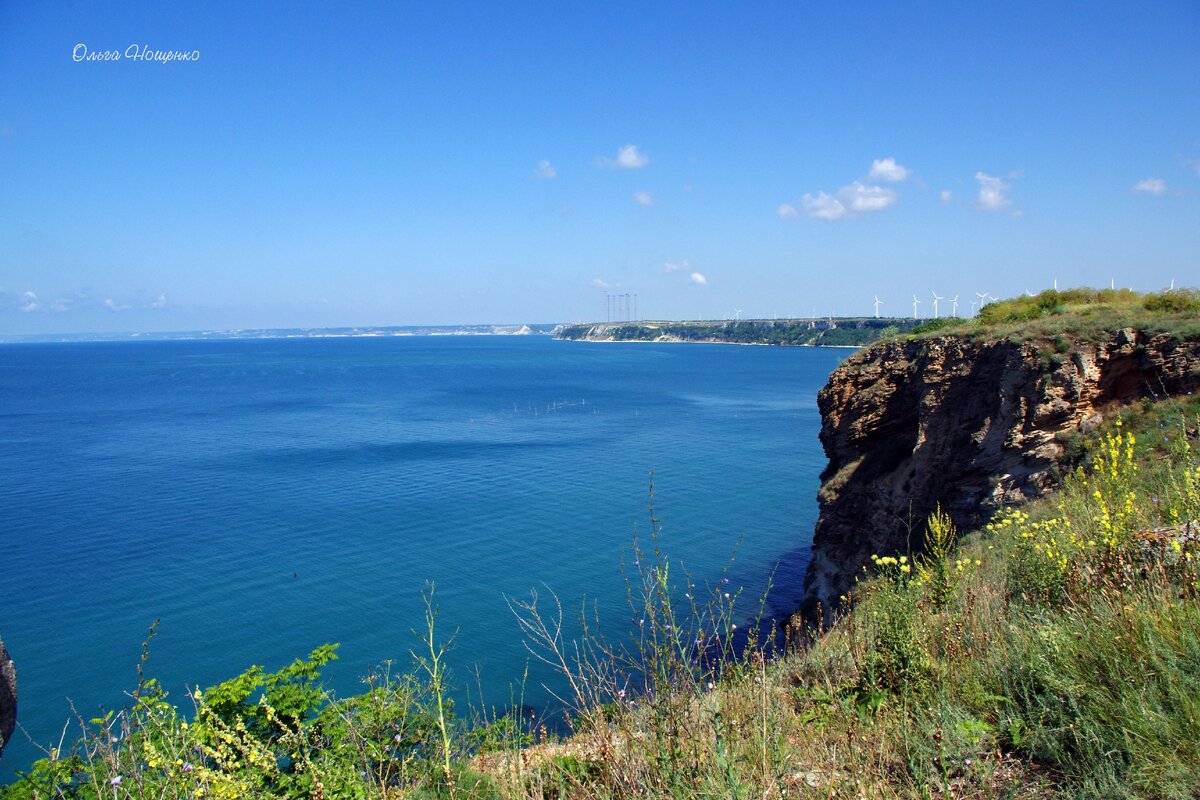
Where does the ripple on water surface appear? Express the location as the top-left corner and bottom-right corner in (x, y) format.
(0, 336), (846, 775)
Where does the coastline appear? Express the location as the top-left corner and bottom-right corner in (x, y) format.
(556, 337), (864, 349)
(553, 318), (916, 349)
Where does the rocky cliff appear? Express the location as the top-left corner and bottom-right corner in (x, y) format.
(0, 638), (14, 756)
(796, 328), (1200, 627)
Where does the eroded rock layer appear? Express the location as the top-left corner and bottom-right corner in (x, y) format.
(796, 329), (1200, 627)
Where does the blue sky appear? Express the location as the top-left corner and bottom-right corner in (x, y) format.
(1, 1), (1197, 333)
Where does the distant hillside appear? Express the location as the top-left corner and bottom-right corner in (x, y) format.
(0, 323), (561, 344)
(555, 317), (921, 347)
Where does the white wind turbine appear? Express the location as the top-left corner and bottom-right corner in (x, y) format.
(912, 294), (922, 319)
(931, 290), (944, 319)
(734, 308), (742, 321)
(975, 291), (989, 311)
(873, 296), (883, 318)
(951, 295), (959, 317)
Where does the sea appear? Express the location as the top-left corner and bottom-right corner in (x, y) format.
(0, 334), (846, 776)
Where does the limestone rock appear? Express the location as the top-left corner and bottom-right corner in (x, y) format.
(795, 330), (1200, 629)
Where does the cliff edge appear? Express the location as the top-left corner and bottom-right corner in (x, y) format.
(0, 638), (14, 756)
(797, 327), (1200, 626)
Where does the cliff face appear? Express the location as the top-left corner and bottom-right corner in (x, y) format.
(0, 638), (14, 756)
(797, 329), (1200, 626)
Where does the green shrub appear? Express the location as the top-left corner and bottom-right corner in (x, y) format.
(909, 317), (959, 335)
(1144, 288), (1200, 313)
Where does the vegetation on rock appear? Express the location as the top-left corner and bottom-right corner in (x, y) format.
(903, 287), (1200, 344)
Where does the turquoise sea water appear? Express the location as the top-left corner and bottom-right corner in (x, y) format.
(0, 335), (845, 775)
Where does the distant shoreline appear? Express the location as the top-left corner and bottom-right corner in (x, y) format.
(0, 325), (560, 345)
(558, 337), (863, 349)
(554, 318), (917, 348)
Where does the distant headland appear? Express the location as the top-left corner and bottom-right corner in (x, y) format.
(554, 317), (923, 347)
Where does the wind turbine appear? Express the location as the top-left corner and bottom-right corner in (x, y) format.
(1024, 289), (1034, 297)
(951, 295), (959, 317)
(975, 291), (989, 310)
(873, 296), (883, 318)
(912, 294), (922, 320)
(931, 290), (944, 319)
(734, 308), (742, 321)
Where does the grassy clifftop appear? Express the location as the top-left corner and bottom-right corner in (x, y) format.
(904, 286), (1200, 344)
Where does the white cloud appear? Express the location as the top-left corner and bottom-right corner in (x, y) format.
(617, 144), (649, 168)
(939, 190), (952, 203)
(1132, 178), (1166, 195)
(534, 160), (556, 179)
(598, 144), (649, 169)
(975, 172), (1012, 211)
(633, 191), (654, 207)
(663, 260), (689, 273)
(689, 272), (708, 286)
(842, 181), (897, 212)
(787, 181), (898, 222)
(3, 287), (163, 314)
(800, 191), (849, 221)
(869, 157), (910, 182)
(591, 278), (617, 289)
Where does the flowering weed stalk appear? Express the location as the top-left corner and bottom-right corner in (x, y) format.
(1086, 419), (1139, 549)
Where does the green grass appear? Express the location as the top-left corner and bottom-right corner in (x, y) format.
(898, 286), (1200, 346)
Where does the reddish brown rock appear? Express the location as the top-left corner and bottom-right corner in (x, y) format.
(795, 330), (1200, 629)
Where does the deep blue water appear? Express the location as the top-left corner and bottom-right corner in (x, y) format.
(0, 335), (845, 775)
